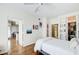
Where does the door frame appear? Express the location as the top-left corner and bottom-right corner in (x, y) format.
(8, 17), (23, 46)
(51, 24), (58, 38)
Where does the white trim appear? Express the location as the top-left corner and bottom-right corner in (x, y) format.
(22, 42), (35, 47)
(8, 17), (23, 46)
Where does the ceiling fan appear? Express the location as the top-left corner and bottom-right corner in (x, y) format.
(24, 3), (52, 13)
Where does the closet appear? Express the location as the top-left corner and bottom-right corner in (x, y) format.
(68, 16), (76, 41)
(60, 15), (79, 41)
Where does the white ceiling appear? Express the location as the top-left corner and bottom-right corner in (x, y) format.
(0, 3), (79, 18)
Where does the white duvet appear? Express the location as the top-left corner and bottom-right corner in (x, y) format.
(34, 37), (78, 55)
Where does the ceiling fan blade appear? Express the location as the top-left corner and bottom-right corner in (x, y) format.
(34, 3), (53, 13)
(24, 3), (38, 5)
(34, 3), (45, 13)
(35, 6), (40, 13)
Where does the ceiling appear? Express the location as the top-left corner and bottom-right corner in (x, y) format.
(0, 3), (79, 18)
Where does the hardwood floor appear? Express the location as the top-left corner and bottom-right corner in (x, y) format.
(8, 38), (36, 55)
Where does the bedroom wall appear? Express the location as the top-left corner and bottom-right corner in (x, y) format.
(49, 11), (79, 40)
(0, 6), (42, 52)
(0, 14), (8, 52)
(58, 12), (79, 40)
(48, 17), (60, 39)
(22, 17), (43, 46)
(41, 18), (48, 38)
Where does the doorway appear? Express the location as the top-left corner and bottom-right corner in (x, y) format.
(8, 18), (23, 54)
(68, 16), (76, 41)
(52, 24), (58, 38)
(8, 20), (19, 49)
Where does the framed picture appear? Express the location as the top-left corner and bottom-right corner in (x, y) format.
(26, 29), (32, 34)
(35, 25), (38, 30)
(60, 24), (63, 27)
(64, 24), (66, 27)
(33, 25), (34, 29)
(39, 22), (42, 27)
(33, 25), (39, 30)
(26, 27), (32, 34)
(64, 29), (66, 32)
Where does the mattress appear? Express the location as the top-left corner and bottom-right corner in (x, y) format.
(41, 39), (75, 55)
(34, 37), (76, 55)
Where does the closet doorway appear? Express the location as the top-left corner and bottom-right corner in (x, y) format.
(52, 24), (58, 38)
(68, 16), (76, 41)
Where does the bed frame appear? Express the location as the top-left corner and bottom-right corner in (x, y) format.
(37, 50), (49, 55)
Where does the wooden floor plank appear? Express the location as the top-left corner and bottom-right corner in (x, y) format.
(8, 39), (36, 55)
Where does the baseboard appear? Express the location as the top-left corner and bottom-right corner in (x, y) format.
(0, 50), (8, 55)
(22, 42), (35, 47)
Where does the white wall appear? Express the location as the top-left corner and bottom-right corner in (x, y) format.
(8, 26), (11, 38)
(0, 15), (8, 52)
(49, 17), (60, 39)
(49, 11), (79, 40)
(58, 12), (79, 40)
(41, 18), (48, 37)
(0, 6), (42, 52)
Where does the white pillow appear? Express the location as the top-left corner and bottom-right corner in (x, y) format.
(69, 38), (78, 48)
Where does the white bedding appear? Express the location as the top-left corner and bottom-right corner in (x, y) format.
(34, 37), (77, 55)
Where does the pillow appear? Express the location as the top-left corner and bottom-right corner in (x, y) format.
(69, 38), (78, 48)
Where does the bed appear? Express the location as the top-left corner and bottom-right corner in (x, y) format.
(34, 37), (79, 55)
